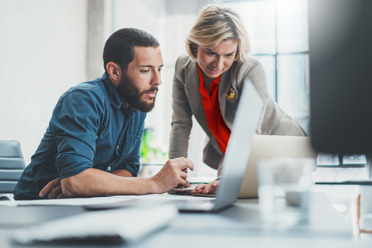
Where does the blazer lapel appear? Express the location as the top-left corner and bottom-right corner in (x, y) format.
(218, 65), (241, 129)
(218, 72), (230, 122)
(184, 61), (211, 135)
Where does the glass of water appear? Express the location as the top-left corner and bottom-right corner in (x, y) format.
(258, 158), (315, 227)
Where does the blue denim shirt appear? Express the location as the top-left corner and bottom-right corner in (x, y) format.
(14, 73), (146, 200)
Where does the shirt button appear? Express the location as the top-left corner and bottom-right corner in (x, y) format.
(107, 166), (111, 171)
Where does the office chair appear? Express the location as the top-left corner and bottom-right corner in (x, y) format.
(0, 140), (26, 194)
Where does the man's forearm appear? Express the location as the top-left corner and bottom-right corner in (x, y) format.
(112, 169), (133, 177)
(60, 168), (157, 197)
(60, 157), (194, 198)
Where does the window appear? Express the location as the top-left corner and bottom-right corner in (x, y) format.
(223, 0), (310, 124)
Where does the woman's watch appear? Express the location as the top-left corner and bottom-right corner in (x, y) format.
(216, 175), (222, 181)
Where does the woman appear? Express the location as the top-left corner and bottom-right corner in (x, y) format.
(169, 5), (305, 194)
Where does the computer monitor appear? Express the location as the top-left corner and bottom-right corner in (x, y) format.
(309, 0), (372, 154)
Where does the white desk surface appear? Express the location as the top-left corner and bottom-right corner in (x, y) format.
(0, 191), (371, 248)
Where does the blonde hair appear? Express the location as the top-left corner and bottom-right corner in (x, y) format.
(186, 5), (250, 61)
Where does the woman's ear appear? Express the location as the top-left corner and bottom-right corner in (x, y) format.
(106, 62), (122, 87)
(191, 44), (197, 54)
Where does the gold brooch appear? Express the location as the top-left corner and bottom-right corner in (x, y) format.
(226, 87), (237, 101)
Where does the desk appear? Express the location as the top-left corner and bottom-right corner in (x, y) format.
(0, 192), (371, 248)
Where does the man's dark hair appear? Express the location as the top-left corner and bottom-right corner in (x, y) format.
(103, 28), (160, 73)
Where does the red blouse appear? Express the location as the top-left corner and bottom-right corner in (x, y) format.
(198, 66), (231, 154)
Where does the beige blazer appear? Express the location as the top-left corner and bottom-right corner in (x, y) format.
(169, 55), (305, 169)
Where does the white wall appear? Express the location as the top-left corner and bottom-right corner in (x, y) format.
(0, 0), (88, 164)
(111, 0), (170, 152)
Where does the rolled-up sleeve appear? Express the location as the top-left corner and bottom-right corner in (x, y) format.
(51, 88), (104, 179)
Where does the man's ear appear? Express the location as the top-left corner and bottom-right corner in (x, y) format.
(106, 62), (122, 87)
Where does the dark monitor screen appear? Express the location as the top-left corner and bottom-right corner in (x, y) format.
(309, 0), (372, 154)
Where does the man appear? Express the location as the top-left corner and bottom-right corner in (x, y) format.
(14, 28), (193, 200)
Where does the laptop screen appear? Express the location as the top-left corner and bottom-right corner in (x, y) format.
(213, 81), (263, 211)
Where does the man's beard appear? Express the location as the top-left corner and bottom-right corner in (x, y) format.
(116, 73), (158, 113)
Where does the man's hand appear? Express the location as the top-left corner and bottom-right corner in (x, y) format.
(191, 179), (220, 195)
(39, 159), (193, 197)
(39, 178), (66, 199)
(151, 157), (194, 193)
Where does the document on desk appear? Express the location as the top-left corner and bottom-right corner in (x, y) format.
(0, 194), (210, 208)
(0, 196), (135, 207)
(12, 204), (178, 244)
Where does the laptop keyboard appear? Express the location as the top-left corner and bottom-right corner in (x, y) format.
(314, 153), (371, 183)
(168, 186), (216, 197)
(316, 153), (367, 167)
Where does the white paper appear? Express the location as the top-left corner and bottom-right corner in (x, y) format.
(0, 195), (134, 207)
(0, 193), (214, 208)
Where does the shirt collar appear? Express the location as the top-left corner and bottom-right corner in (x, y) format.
(102, 73), (136, 115)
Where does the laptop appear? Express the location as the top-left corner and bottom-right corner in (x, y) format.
(168, 82), (262, 212)
(171, 135), (317, 200)
(238, 135), (317, 198)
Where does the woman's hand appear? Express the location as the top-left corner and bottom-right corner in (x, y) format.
(191, 179), (220, 195)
